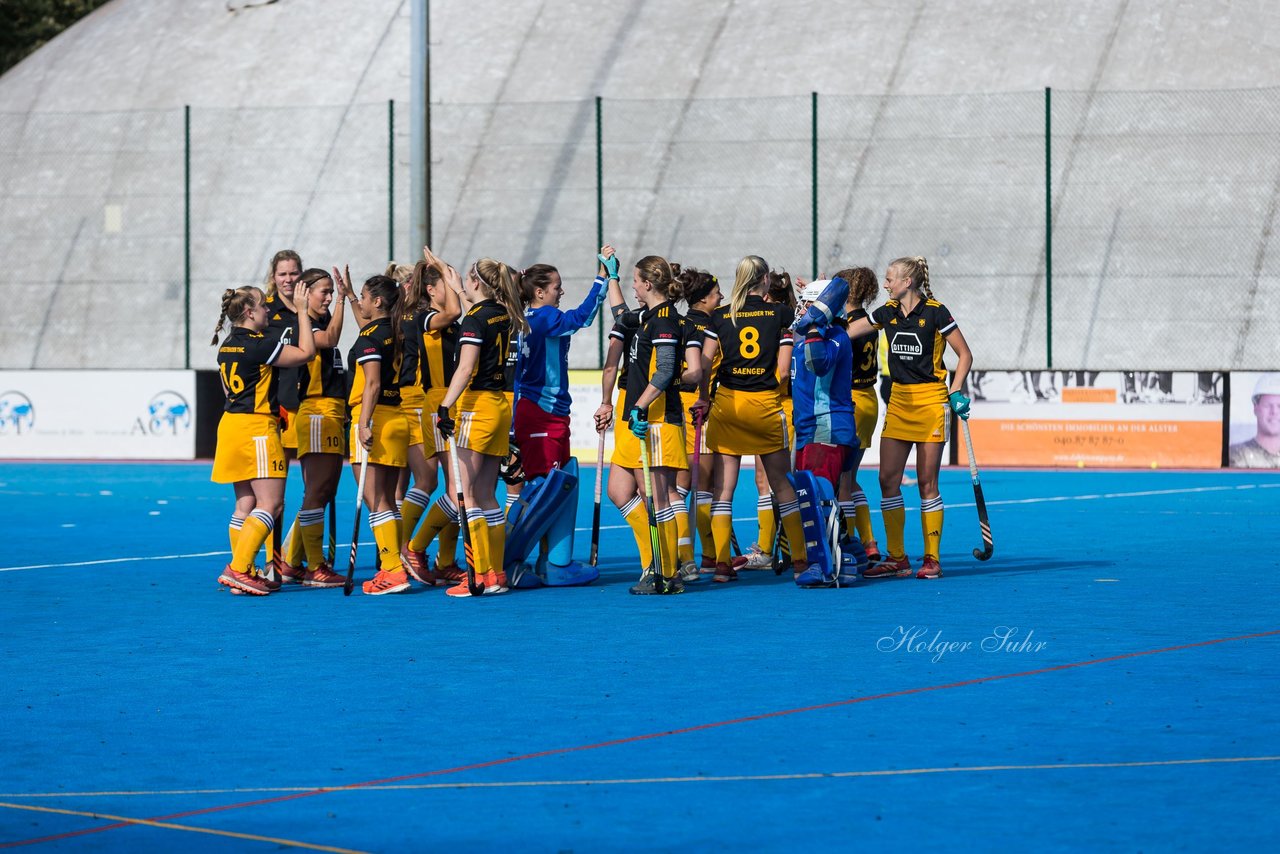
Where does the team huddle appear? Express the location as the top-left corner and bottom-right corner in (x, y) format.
(209, 246), (973, 597)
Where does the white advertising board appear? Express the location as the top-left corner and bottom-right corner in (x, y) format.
(0, 371), (196, 460)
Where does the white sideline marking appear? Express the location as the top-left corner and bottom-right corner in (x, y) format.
(2, 482), (1276, 573)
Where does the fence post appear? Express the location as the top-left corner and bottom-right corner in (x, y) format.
(184, 104), (191, 370)
(595, 95), (605, 367)
(388, 99), (395, 263)
(1045, 86), (1053, 369)
(811, 91), (819, 280)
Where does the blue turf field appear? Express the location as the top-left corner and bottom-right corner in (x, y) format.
(1, 461), (1278, 852)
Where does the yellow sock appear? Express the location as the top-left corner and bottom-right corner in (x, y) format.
(621, 496), (654, 571)
(486, 509), (507, 578)
(710, 502), (734, 566)
(777, 500), (806, 568)
(673, 497), (692, 566)
(921, 496), (944, 560)
(855, 503), (874, 544)
(464, 508), (490, 574)
(409, 497), (455, 551)
(370, 510), (403, 573)
(228, 514), (243, 554)
(284, 516), (306, 566)
(756, 493), (776, 550)
(656, 506), (679, 579)
(882, 495), (906, 558)
(297, 508), (327, 567)
(438, 522), (460, 568)
(231, 510), (272, 572)
(401, 487), (431, 542)
(695, 491), (714, 561)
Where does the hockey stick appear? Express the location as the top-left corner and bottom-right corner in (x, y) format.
(327, 494), (337, 565)
(638, 429), (665, 594)
(448, 434), (486, 596)
(959, 418), (993, 561)
(343, 447), (372, 596)
(688, 412), (703, 566)
(590, 427), (605, 567)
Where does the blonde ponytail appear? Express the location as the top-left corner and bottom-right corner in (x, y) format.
(891, 256), (934, 301)
(729, 255), (768, 326)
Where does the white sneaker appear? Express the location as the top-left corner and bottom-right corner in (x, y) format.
(679, 560), (701, 583)
(743, 545), (775, 570)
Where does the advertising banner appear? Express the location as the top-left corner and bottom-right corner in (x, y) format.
(0, 371), (197, 460)
(1227, 371), (1280, 469)
(956, 370), (1223, 468)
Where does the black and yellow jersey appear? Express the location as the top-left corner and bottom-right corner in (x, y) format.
(704, 295), (793, 392)
(347, 317), (401, 408)
(608, 309), (642, 391)
(297, 312), (347, 402)
(264, 292), (300, 410)
(458, 299), (511, 392)
(870, 299), (957, 385)
(848, 307), (879, 390)
(398, 307), (427, 394)
(421, 311), (458, 391)
(502, 330), (519, 394)
(678, 308), (711, 393)
(623, 301), (684, 426)
(218, 326), (288, 415)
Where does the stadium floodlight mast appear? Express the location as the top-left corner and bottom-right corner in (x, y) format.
(410, 0), (431, 254)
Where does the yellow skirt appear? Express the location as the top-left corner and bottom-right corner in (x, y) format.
(852, 385), (879, 450)
(212, 412), (284, 484)
(883, 383), (950, 444)
(296, 397), (347, 457)
(423, 387), (448, 456)
(680, 390), (709, 457)
(400, 386), (426, 449)
(349, 404), (410, 467)
(612, 421), (688, 471)
(279, 406), (299, 450)
(707, 387), (787, 456)
(456, 389), (511, 457)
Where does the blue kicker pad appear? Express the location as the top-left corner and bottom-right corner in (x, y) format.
(788, 468), (839, 587)
(505, 458), (595, 587)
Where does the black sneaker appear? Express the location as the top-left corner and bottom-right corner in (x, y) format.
(630, 571), (685, 595)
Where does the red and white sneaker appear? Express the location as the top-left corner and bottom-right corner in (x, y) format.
(916, 556), (943, 579)
(445, 569), (509, 597)
(434, 562), (465, 584)
(713, 562), (739, 583)
(862, 539), (882, 566)
(362, 568), (410, 596)
(863, 554), (912, 579)
(275, 557), (305, 585)
(219, 565), (271, 596)
(303, 562), (346, 588)
(401, 544), (436, 586)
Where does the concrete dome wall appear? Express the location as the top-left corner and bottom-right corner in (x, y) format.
(2, 0), (1279, 370)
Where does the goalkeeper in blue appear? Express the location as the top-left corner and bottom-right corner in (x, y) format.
(791, 278), (858, 486)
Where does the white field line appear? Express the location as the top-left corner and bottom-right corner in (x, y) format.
(2, 483), (1276, 573)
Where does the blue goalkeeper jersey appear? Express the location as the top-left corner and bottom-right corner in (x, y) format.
(791, 322), (856, 449)
(515, 275), (606, 416)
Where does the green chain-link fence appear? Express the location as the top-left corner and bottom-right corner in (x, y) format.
(2, 89), (1277, 371)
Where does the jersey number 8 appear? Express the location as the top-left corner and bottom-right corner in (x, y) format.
(738, 327), (760, 359)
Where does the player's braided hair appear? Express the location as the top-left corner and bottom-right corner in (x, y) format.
(835, 266), (880, 309)
(890, 256), (933, 301)
(211, 286), (263, 345)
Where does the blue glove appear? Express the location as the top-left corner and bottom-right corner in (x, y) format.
(598, 253), (620, 280)
(628, 407), (649, 439)
(948, 391), (971, 421)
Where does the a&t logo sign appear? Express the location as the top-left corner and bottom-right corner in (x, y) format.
(141, 391), (192, 436)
